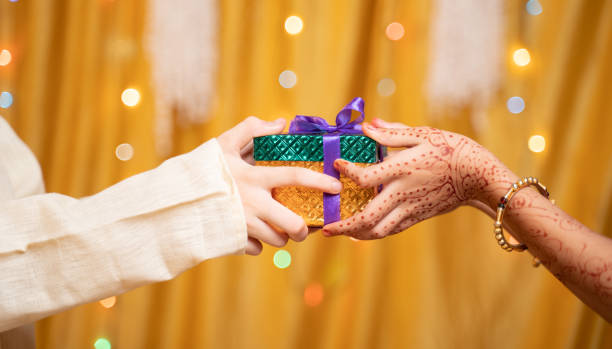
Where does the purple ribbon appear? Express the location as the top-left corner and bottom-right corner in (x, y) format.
(288, 97), (365, 225)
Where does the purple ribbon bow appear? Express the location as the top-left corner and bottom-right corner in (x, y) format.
(288, 97), (366, 225)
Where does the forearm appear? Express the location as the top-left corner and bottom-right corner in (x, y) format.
(0, 139), (247, 332)
(479, 172), (612, 322)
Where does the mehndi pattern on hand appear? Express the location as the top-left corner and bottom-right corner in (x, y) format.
(322, 122), (514, 240)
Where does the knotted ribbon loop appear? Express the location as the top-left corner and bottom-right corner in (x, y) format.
(288, 97), (365, 135)
(288, 97), (366, 225)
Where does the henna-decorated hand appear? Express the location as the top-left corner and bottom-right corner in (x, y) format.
(322, 119), (515, 239)
(323, 119), (612, 322)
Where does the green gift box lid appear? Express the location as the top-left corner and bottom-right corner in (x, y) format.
(253, 134), (384, 163)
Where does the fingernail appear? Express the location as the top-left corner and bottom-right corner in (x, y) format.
(332, 181), (343, 193)
(321, 228), (332, 236)
(335, 159), (348, 166)
(303, 223), (311, 236)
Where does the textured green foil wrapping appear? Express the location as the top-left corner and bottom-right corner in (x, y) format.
(253, 134), (380, 163)
(253, 133), (384, 227)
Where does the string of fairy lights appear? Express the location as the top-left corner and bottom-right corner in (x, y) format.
(0, 1), (544, 348)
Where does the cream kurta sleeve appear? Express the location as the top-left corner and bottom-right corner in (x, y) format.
(0, 136), (248, 332)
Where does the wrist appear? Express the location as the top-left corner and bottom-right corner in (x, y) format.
(450, 140), (517, 208)
(475, 166), (519, 211)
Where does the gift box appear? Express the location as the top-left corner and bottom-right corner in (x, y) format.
(253, 98), (385, 227)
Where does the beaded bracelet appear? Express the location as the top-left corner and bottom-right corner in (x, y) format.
(494, 177), (550, 258)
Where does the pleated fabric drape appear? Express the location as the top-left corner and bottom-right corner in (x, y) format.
(0, 0), (610, 348)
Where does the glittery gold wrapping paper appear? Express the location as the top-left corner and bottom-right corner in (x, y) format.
(256, 160), (376, 227)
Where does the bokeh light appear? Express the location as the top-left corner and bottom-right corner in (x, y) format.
(385, 22), (405, 41)
(94, 338), (111, 349)
(526, 0), (543, 16)
(99, 296), (116, 309)
(507, 96), (525, 114)
(279, 70), (297, 89)
(377, 78), (396, 97)
(121, 88), (140, 107)
(284, 16), (303, 35)
(0, 49), (12, 66)
(115, 143), (134, 161)
(304, 283), (324, 307)
(273, 250), (291, 269)
(513, 48), (531, 66)
(0, 92), (13, 109)
(528, 135), (546, 153)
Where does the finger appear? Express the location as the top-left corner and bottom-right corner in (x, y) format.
(257, 198), (309, 242)
(247, 216), (289, 247)
(388, 217), (421, 235)
(219, 117), (286, 151)
(261, 166), (342, 194)
(334, 158), (414, 188)
(240, 140), (255, 165)
(333, 159), (382, 188)
(363, 207), (409, 239)
(362, 123), (431, 148)
(371, 118), (410, 129)
(322, 183), (405, 237)
(245, 237), (263, 255)
(240, 139), (254, 157)
(390, 202), (447, 234)
(243, 151), (255, 165)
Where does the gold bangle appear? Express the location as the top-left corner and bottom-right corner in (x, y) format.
(494, 177), (550, 257)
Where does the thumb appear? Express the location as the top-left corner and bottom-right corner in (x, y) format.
(220, 117), (286, 151)
(362, 122), (426, 148)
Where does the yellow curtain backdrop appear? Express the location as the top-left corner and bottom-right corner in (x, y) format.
(1, 0), (611, 348)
